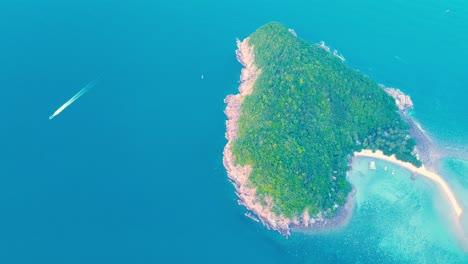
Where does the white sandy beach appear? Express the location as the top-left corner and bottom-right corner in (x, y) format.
(355, 149), (463, 217)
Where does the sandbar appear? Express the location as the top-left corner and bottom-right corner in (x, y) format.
(355, 149), (462, 217)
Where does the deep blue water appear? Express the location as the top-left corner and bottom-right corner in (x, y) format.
(0, 0), (466, 263)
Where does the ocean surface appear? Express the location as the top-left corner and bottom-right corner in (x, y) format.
(0, 0), (467, 263)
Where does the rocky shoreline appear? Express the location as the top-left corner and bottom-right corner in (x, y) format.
(223, 38), (430, 237)
(381, 85), (414, 112)
(223, 38), (355, 237)
(223, 37), (291, 236)
(380, 85), (439, 169)
(383, 86), (468, 167)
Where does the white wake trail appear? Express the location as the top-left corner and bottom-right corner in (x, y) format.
(49, 80), (97, 120)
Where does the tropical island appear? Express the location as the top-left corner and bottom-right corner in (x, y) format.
(223, 22), (458, 236)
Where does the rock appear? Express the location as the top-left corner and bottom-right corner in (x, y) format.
(380, 85), (414, 112)
(288, 28), (297, 37)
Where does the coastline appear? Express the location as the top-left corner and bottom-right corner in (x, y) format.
(354, 149), (463, 218)
(223, 38), (356, 237)
(380, 85), (442, 170)
(223, 37), (461, 238)
(223, 37), (292, 236)
(379, 87), (465, 215)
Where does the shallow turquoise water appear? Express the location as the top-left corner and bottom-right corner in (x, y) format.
(280, 158), (467, 263)
(0, 0), (466, 263)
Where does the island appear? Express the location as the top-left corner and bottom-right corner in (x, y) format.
(223, 22), (452, 236)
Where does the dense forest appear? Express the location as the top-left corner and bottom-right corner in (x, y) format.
(231, 22), (421, 218)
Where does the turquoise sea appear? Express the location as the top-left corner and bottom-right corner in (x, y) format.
(0, 0), (467, 263)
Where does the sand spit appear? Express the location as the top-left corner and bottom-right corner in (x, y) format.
(355, 149), (463, 217)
